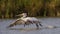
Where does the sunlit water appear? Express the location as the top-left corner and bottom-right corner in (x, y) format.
(0, 18), (60, 34)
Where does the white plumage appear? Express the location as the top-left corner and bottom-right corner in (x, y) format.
(21, 17), (38, 22)
(8, 13), (42, 29)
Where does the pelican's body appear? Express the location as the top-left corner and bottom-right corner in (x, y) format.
(21, 17), (38, 22)
(8, 13), (42, 29)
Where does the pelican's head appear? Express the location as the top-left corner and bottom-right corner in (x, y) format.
(17, 13), (27, 18)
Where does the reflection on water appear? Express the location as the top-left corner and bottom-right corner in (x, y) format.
(0, 18), (60, 34)
(8, 26), (60, 32)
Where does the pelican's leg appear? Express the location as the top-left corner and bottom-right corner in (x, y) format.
(38, 21), (43, 27)
(24, 24), (26, 27)
(39, 23), (43, 27)
(36, 23), (39, 29)
(23, 22), (27, 27)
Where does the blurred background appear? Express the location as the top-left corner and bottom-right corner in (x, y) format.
(0, 0), (60, 34)
(0, 0), (60, 18)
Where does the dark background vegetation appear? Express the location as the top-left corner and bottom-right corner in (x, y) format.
(0, 0), (60, 18)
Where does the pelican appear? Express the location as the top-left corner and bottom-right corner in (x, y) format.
(8, 13), (42, 29)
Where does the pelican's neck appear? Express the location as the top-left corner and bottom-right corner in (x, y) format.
(21, 15), (27, 18)
(22, 16), (26, 18)
(21, 13), (27, 18)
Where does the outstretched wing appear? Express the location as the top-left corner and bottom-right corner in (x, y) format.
(7, 18), (25, 27)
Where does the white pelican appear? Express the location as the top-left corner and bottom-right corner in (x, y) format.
(8, 13), (42, 29)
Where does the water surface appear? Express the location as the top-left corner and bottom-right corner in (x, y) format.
(0, 18), (60, 34)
